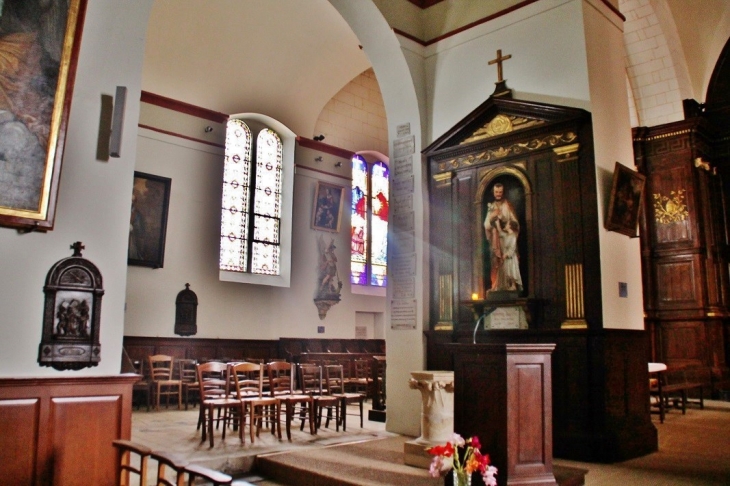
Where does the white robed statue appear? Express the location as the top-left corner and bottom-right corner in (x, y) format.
(484, 183), (523, 292)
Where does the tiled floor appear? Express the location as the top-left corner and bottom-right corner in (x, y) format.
(131, 399), (730, 485)
(131, 401), (391, 484)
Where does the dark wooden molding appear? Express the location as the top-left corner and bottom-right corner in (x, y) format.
(137, 123), (225, 148)
(296, 136), (355, 159)
(140, 90), (228, 123)
(396, 0), (624, 46)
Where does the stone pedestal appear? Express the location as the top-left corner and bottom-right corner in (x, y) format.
(404, 370), (454, 468)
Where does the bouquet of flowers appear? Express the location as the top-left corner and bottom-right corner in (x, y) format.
(427, 434), (497, 486)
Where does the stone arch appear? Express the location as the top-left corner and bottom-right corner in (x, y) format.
(327, 0), (424, 437)
(620, 0), (689, 126)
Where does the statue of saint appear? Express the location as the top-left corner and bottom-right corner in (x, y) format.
(484, 183), (523, 292)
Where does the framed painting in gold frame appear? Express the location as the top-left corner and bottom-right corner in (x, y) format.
(312, 181), (344, 232)
(0, 0), (88, 231)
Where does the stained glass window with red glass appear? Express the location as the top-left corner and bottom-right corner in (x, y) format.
(350, 155), (388, 287)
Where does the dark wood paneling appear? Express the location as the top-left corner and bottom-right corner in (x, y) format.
(426, 329), (657, 463)
(123, 336), (385, 368)
(0, 375), (136, 486)
(655, 256), (701, 307)
(50, 396), (121, 486)
(0, 399), (39, 485)
(634, 117), (730, 394)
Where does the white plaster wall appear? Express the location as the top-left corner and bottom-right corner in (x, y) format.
(583, 1), (645, 329)
(0, 1), (153, 377)
(124, 126), (385, 340)
(425, 0), (591, 144)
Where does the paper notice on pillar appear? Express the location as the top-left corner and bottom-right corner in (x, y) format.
(393, 175), (414, 196)
(391, 299), (417, 330)
(397, 123), (411, 138)
(393, 277), (415, 299)
(392, 253), (417, 280)
(391, 229), (415, 253)
(393, 211), (414, 232)
(393, 135), (415, 158)
(393, 156), (413, 181)
(392, 193), (413, 215)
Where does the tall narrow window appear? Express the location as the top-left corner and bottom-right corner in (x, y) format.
(351, 155), (389, 287)
(220, 120), (283, 275)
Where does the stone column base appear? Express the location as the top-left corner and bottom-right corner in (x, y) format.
(404, 440), (434, 469)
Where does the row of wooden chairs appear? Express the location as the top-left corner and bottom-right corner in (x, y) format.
(197, 361), (366, 447)
(131, 356), (292, 412)
(112, 439), (246, 486)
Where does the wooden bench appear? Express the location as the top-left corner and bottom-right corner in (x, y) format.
(650, 367), (706, 422)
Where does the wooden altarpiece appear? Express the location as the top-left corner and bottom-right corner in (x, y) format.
(424, 91), (657, 464)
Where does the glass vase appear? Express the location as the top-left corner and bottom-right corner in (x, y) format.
(453, 469), (472, 486)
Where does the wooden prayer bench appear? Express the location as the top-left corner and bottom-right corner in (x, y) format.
(651, 367), (707, 419)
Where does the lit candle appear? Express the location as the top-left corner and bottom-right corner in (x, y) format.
(471, 293), (478, 300)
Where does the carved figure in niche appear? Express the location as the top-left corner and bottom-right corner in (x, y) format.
(55, 298), (90, 337)
(484, 181), (524, 292)
(317, 236), (342, 298)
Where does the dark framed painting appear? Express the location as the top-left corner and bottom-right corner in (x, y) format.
(312, 181), (344, 232)
(0, 0), (88, 231)
(605, 162), (646, 238)
(128, 172), (172, 268)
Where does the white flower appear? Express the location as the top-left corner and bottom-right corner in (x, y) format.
(451, 433), (466, 447)
(482, 465), (498, 486)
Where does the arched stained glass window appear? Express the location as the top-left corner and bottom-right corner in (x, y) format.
(351, 156), (368, 285)
(351, 155), (388, 287)
(220, 120), (283, 276)
(220, 119), (252, 272)
(370, 161), (389, 286)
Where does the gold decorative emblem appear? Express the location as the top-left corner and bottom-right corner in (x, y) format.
(461, 115), (544, 144)
(653, 189), (688, 224)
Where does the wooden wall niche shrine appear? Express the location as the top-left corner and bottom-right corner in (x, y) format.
(424, 92), (600, 332)
(38, 242), (103, 370)
(174, 283), (198, 336)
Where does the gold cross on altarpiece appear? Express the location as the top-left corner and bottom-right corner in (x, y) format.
(488, 49), (512, 83)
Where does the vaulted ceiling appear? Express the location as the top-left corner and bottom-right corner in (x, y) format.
(141, 0), (728, 138)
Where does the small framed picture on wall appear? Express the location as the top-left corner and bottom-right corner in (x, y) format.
(312, 181), (345, 232)
(605, 162), (646, 238)
(128, 171), (172, 268)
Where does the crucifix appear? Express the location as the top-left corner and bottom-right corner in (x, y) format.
(70, 241), (85, 257)
(488, 49), (512, 83)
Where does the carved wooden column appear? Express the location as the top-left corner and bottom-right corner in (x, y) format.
(404, 371), (455, 468)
